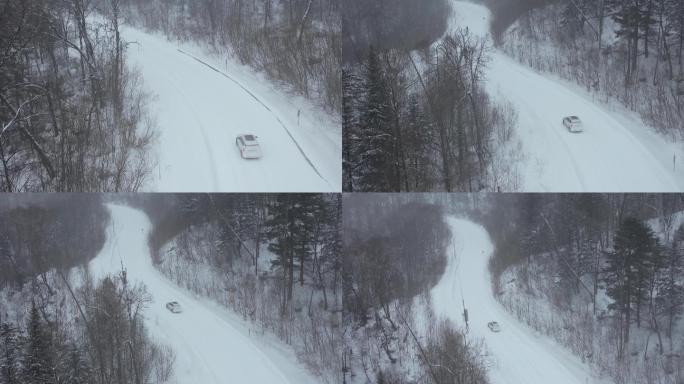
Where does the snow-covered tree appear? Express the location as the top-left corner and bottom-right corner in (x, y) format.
(602, 217), (662, 358)
(356, 46), (396, 191)
(22, 303), (53, 384)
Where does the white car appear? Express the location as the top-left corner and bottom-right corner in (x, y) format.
(166, 301), (183, 313)
(235, 134), (263, 159)
(487, 321), (501, 332)
(562, 116), (584, 133)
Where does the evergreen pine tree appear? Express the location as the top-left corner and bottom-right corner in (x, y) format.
(265, 194), (331, 310)
(357, 46), (395, 191)
(266, 195), (302, 309)
(296, 194), (322, 286)
(61, 344), (91, 384)
(609, 0), (657, 82)
(22, 303), (53, 384)
(319, 194), (342, 309)
(343, 67), (363, 191)
(603, 217), (661, 357)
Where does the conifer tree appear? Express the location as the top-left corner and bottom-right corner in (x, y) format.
(22, 303), (53, 384)
(357, 46), (395, 191)
(319, 194), (342, 309)
(266, 195), (302, 309)
(603, 217), (661, 357)
(62, 344), (91, 384)
(608, 0), (657, 83)
(342, 68), (362, 191)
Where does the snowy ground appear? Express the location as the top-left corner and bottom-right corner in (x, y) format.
(88, 204), (320, 384)
(447, 1), (684, 192)
(493, 211), (684, 383)
(429, 217), (609, 384)
(121, 26), (340, 192)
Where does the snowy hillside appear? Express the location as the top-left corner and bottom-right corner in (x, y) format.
(342, 0), (684, 192)
(431, 217), (608, 384)
(88, 204), (319, 383)
(122, 27), (341, 192)
(341, 194), (684, 384)
(485, 194), (684, 384)
(447, 1), (684, 192)
(0, 195), (342, 384)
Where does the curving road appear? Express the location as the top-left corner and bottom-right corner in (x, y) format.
(122, 26), (337, 192)
(448, 1), (683, 192)
(430, 217), (609, 384)
(88, 204), (319, 384)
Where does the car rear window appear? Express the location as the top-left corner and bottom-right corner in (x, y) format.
(244, 134), (256, 141)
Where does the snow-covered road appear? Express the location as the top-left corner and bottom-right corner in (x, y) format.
(448, 1), (684, 192)
(430, 217), (608, 384)
(122, 26), (339, 192)
(89, 204), (319, 384)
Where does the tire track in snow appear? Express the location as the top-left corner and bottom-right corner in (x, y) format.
(163, 73), (223, 191)
(90, 205), (317, 384)
(509, 52), (675, 191)
(127, 38), (224, 191)
(448, 0), (682, 191)
(428, 217), (608, 384)
(175, 49), (333, 189)
(549, 79), (678, 191)
(499, 67), (588, 191)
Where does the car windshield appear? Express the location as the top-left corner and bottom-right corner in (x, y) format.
(570, 116), (580, 121)
(244, 134), (256, 141)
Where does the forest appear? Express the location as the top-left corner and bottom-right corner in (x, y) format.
(0, 194), (343, 383)
(0, 0), (155, 192)
(1, 0), (341, 193)
(341, 194), (488, 384)
(343, 0), (520, 192)
(501, 0), (684, 138)
(0, 195), (174, 384)
(340, 193), (684, 384)
(343, 197), (450, 323)
(2, 193), (683, 383)
(121, 0), (341, 112)
(482, 193), (684, 384)
(343, 0), (684, 192)
(138, 193), (343, 382)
